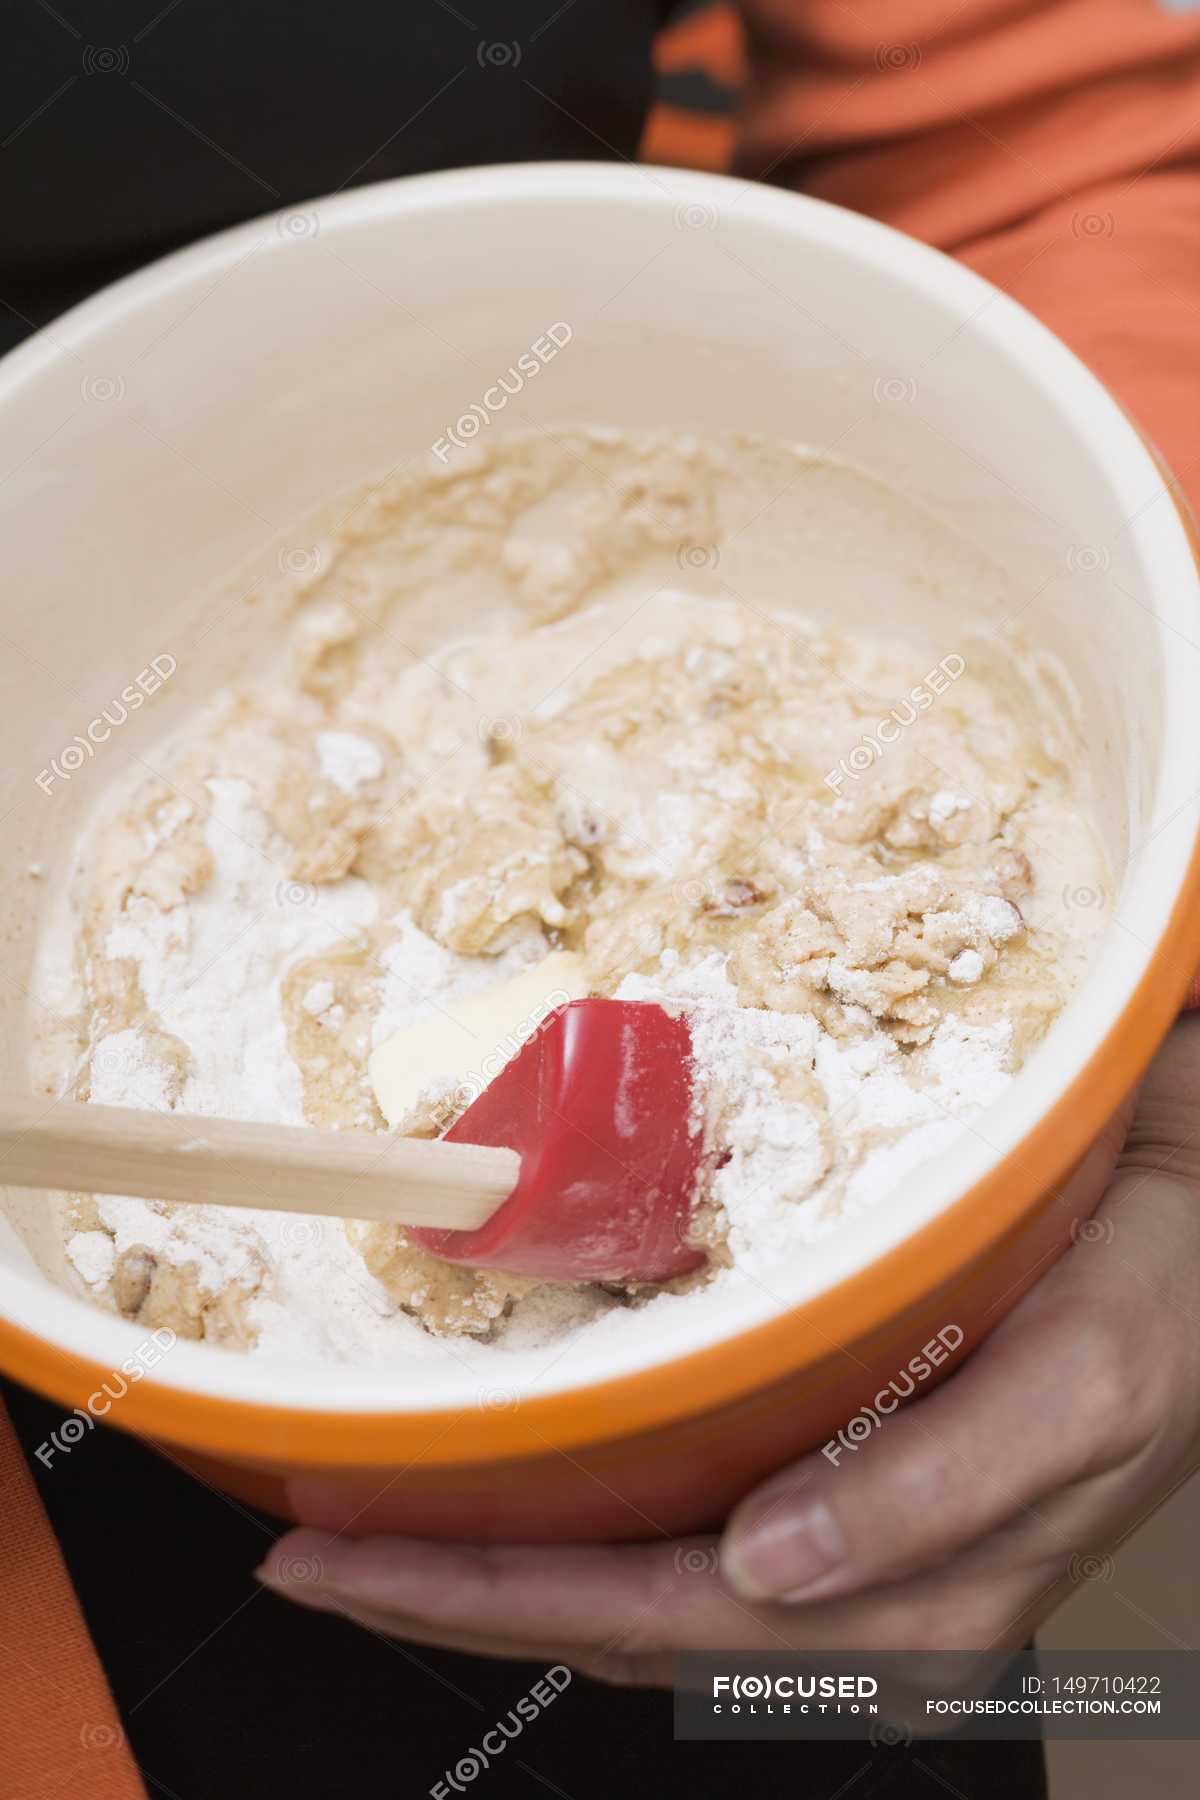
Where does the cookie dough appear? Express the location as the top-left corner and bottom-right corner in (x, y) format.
(42, 430), (1107, 1355)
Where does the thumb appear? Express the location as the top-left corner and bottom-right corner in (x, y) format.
(720, 1296), (1098, 1604)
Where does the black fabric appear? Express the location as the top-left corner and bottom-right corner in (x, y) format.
(1, 0), (670, 344)
(5, 1379), (1048, 1800)
(3, 4), (1048, 1793)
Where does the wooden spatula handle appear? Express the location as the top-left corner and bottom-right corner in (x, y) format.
(0, 1099), (518, 1231)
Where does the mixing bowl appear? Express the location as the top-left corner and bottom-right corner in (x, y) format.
(2, 163), (1198, 1541)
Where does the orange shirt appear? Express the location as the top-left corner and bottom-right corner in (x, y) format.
(733, 0), (1200, 495)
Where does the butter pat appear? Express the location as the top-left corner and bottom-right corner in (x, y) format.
(368, 950), (589, 1131)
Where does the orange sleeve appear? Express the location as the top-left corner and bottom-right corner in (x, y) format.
(733, 0), (1200, 500)
(0, 1396), (146, 1800)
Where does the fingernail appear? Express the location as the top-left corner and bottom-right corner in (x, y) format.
(255, 1533), (346, 1592)
(253, 1567), (343, 1614)
(724, 1497), (847, 1602)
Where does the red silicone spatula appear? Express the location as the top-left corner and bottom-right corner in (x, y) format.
(412, 998), (707, 1283)
(0, 1002), (706, 1285)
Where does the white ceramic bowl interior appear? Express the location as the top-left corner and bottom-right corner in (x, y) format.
(2, 164), (1198, 1414)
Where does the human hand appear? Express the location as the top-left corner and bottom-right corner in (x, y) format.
(259, 1017), (1200, 1686)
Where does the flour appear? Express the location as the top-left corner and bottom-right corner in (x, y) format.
(371, 913), (542, 1050)
(315, 730), (383, 794)
(67, 777), (607, 1359)
(104, 777), (376, 1125)
(929, 789), (971, 828)
(66, 1229), (116, 1286)
(616, 952), (1012, 1277)
(89, 1027), (176, 1112)
(69, 777), (443, 1359)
